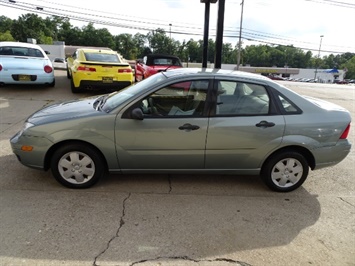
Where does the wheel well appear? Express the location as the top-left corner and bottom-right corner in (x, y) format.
(44, 140), (108, 171)
(262, 146), (315, 170)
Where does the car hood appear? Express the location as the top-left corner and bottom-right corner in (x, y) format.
(27, 96), (102, 125)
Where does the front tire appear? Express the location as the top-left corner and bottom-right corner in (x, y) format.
(50, 143), (106, 189)
(261, 151), (309, 192)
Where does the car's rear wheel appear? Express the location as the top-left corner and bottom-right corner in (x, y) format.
(261, 151), (309, 192)
(50, 143), (106, 189)
(70, 78), (81, 93)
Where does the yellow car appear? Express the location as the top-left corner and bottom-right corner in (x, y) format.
(67, 48), (134, 93)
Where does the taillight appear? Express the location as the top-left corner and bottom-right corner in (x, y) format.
(77, 66), (96, 72)
(44, 65), (53, 73)
(340, 124), (350, 139)
(0, 64), (2, 71)
(118, 68), (132, 73)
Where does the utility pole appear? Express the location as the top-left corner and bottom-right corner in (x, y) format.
(236, 0), (244, 70)
(314, 35), (324, 81)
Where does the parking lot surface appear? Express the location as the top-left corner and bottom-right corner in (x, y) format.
(0, 70), (354, 266)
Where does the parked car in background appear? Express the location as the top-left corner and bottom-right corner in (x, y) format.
(66, 48), (134, 93)
(52, 57), (67, 69)
(267, 75), (284, 81)
(135, 54), (183, 82)
(0, 41), (55, 87)
(10, 68), (352, 192)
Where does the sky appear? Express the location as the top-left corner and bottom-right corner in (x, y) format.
(1, 0), (355, 57)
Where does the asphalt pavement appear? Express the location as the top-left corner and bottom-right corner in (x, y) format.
(0, 70), (354, 266)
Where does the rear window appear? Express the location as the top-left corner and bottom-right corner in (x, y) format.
(84, 52), (121, 63)
(0, 46), (44, 57)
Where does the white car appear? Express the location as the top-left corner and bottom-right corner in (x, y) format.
(52, 57), (67, 70)
(0, 41), (55, 87)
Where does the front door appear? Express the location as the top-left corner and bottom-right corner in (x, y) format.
(115, 79), (211, 171)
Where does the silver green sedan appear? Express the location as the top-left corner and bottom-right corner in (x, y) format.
(10, 68), (352, 192)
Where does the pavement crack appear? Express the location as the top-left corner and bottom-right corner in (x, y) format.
(93, 193), (131, 266)
(129, 256), (252, 265)
(339, 197), (355, 207)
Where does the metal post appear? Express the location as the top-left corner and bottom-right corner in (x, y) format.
(236, 0), (244, 70)
(202, 2), (210, 68)
(214, 0), (225, 69)
(314, 35), (324, 82)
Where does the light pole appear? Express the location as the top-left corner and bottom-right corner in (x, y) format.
(314, 35), (324, 81)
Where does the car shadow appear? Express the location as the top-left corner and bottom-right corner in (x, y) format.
(0, 155), (321, 264)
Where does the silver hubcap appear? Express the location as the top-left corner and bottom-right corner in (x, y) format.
(271, 158), (303, 188)
(58, 151), (95, 184)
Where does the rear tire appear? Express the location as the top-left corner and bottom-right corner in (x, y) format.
(50, 143), (106, 189)
(71, 78), (81, 93)
(261, 151), (309, 192)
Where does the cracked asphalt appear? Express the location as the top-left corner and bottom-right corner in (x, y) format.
(0, 71), (354, 266)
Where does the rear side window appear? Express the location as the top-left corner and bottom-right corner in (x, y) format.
(216, 80), (270, 115)
(277, 94), (302, 114)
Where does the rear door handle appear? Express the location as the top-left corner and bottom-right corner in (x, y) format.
(179, 123), (200, 131)
(255, 120), (275, 128)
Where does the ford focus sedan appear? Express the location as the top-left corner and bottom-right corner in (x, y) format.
(10, 68), (352, 192)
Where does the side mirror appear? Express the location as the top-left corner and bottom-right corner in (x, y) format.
(131, 108), (144, 120)
(136, 59), (143, 64)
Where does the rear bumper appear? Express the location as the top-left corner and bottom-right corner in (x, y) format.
(0, 73), (54, 85)
(313, 139), (352, 170)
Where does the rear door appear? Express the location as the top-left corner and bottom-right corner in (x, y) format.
(205, 79), (285, 170)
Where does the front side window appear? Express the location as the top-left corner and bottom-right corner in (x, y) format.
(216, 80), (270, 115)
(139, 80), (209, 117)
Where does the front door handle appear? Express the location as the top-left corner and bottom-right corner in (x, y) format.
(179, 123), (200, 131)
(255, 120), (275, 128)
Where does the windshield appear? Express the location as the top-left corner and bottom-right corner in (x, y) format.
(102, 72), (167, 112)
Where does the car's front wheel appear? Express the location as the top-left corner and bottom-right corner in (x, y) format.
(50, 143), (106, 189)
(261, 151), (309, 192)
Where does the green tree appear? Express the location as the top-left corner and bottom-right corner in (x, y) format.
(341, 55), (355, 79)
(11, 14), (51, 43)
(0, 16), (13, 33)
(147, 28), (171, 54)
(114, 33), (137, 59)
(0, 30), (15, 41)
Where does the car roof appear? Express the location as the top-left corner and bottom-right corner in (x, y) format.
(78, 48), (114, 53)
(0, 41), (43, 49)
(163, 67), (272, 82)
